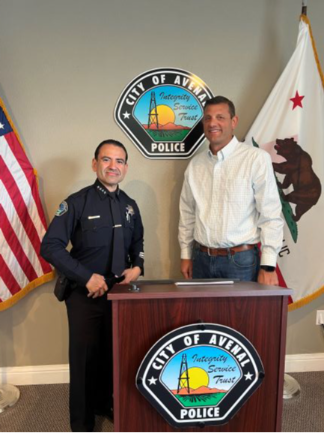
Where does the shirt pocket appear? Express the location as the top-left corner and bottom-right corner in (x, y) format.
(225, 178), (251, 204)
(124, 216), (135, 231)
(81, 218), (112, 247)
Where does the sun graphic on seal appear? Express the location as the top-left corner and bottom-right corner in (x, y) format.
(150, 104), (175, 126)
(180, 367), (209, 390)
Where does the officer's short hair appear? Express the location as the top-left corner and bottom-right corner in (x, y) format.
(204, 96), (236, 118)
(94, 139), (128, 162)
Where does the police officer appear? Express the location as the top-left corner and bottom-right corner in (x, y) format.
(41, 139), (144, 432)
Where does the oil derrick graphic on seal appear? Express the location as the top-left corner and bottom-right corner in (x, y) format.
(147, 92), (159, 129)
(177, 354), (190, 393)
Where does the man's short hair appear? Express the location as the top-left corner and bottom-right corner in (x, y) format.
(94, 139), (128, 162)
(204, 96), (236, 118)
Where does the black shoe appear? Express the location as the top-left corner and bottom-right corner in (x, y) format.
(94, 408), (113, 423)
(72, 429), (93, 433)
(71, 423), (94, 432)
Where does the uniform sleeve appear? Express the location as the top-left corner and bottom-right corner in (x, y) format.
(40, 198), (93, 285)
(128, 202), (144, 274)
(253, 151), (284, 266)
(178, 166), (196, 260)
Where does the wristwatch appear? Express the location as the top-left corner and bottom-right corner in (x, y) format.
(260, 265), (275, 272)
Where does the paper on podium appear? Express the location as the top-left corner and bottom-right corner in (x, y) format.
(175, 279), (235, 286)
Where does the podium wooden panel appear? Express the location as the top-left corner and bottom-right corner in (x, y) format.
(109, 281), (292, 432)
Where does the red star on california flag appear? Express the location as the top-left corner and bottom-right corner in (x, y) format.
(290, 90), (305, 109)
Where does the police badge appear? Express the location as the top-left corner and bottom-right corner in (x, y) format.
(125, 205), (135, 222)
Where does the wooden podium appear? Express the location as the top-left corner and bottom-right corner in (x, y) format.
(108, 281), (292, 432)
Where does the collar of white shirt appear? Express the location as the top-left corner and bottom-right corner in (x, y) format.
(207, 136), (239, 161)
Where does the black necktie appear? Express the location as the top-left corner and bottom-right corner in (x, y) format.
(110, 197), (125, 276)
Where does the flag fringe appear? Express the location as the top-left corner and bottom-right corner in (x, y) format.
(300, 14), (324, 89)
(288, 284), (324, 312)
(0, 271), (55, 312)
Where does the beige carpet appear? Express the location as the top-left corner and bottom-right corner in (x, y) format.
(0, 383), (112, 432)
(0, 372), (323, 432)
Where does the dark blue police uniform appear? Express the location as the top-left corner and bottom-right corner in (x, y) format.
(41, 179), (144, 432)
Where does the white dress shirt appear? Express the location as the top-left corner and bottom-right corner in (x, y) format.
(178, 136), (283, 266)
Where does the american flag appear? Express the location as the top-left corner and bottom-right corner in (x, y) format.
(0, 97), (54, 311)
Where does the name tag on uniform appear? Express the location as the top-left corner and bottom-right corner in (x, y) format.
(88, 215), (101, 219)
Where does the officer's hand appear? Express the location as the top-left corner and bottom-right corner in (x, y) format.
(257, 269), (279, 286)
(181, 259), (193, 279)
(120, 266), (141, 285)
(86, 274), (108, 298)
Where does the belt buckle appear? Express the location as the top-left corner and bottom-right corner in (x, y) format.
(207, 247), (218, 257)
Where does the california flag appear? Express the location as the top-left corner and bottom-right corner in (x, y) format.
(245, 15), (324, 310)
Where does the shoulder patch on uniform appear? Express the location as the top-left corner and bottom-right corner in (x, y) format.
(56, 201), (68, 217)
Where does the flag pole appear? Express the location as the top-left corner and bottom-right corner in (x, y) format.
(282, 0), (307, 400)
(302, 0), (308, 16)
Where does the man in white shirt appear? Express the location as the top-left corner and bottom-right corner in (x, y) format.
(178, 96), (283, 285)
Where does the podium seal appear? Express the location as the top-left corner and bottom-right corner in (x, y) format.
(136, 323), (264, 428)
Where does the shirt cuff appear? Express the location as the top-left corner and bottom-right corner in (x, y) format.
(181, 247), (193, 260)
(260, 253), (277, 267)
(77, 269), (94, 286)
(132, 258), (144, 275)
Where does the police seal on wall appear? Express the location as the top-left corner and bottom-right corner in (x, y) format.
(114, 68), (214, 159)
(136, 323), (264, 428)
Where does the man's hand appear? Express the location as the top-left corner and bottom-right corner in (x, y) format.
(257, 268), (279, 286)
(181, 259), (193, 279)
(120, 266), (141, 284)
(86, 273), (108, 298)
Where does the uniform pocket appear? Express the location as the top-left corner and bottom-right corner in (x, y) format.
(81, 218), (111, 247)
(124, 217), (135, 230)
